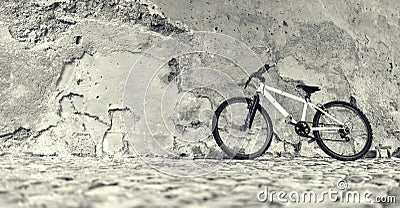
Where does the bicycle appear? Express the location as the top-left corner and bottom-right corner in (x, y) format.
(212, 64), (373, 161)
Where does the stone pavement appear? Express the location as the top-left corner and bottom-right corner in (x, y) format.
(0, 154), (399, 208)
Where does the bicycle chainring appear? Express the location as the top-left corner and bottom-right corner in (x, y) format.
(295, 121), (311, 137)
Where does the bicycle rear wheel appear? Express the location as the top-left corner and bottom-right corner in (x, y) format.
(313, 101), (372, 161)
(212, 97), (273, 159)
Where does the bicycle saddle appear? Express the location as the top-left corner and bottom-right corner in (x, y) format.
(296, 84), (321, 94)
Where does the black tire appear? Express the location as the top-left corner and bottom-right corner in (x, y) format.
(212, 97), (273, 159)
(313, 101), (373, 161)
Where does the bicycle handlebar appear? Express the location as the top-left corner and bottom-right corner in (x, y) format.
(244, 63), (276, 89)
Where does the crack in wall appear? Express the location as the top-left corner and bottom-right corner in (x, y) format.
(0, 127), (32, 141)
(336, 65), (353, 96)
(46, 89), (135, 156)
(33, 124), (58, 139)
(101, 107), (132, 154)
(73, 112), (109, 126)
(55, 52), (86, 88)
(57, 92), (84, 116)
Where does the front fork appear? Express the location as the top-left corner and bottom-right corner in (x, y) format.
(245, 94), (260, 130)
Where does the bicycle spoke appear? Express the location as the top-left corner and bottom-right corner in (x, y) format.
(349, 137), (358, 154)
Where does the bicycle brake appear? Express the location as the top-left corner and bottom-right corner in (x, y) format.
(244, 77), (252, 89)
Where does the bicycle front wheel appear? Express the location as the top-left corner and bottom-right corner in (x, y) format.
(212, 97), (273, 159)
(313, 101), (373, 161)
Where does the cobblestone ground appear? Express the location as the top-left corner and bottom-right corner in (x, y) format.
(0, 154), (399, 208)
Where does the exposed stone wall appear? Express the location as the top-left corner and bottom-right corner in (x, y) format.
(1, 0), (399, 158)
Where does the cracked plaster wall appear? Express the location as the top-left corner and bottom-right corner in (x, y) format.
(1, 0), (400, 158)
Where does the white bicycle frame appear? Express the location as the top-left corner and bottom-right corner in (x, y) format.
(256, 83), (345, 132)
